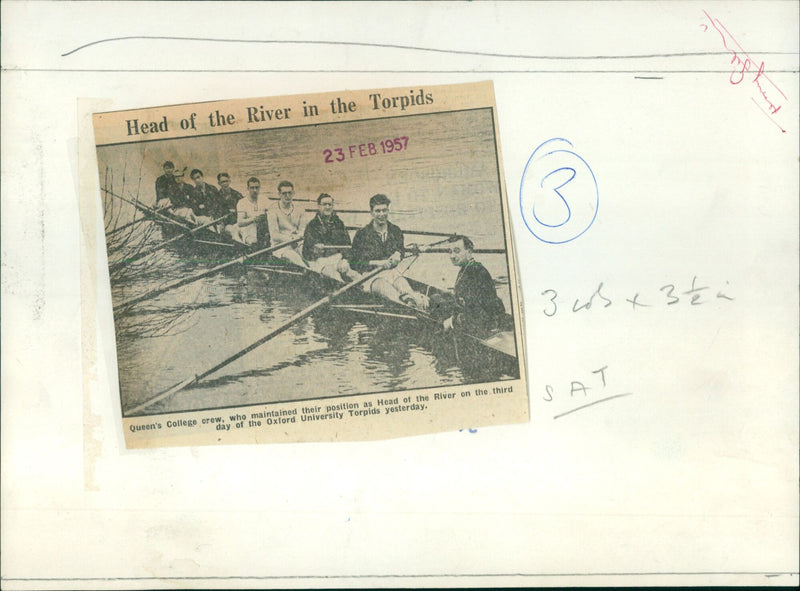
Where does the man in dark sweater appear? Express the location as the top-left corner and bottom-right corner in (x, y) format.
(349, 194), (427, 309)
(189, 168), (224, 227)
(216, 172), (244, 238)
(302, 193), (360, 281)
(442, 235), (506, 337)
(155, 160), (175, 205)
(155, 166), (194, 220)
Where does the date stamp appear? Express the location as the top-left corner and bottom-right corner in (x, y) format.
(323, 136), (410, 163)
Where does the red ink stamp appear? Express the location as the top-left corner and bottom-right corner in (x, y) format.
(323, 136), (410, 163)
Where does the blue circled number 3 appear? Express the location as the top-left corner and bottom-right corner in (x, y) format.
(519, 138), (599, 245)
(533, 167), (576, 228)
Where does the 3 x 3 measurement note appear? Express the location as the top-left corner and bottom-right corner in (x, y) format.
(540, 276), (735, 317)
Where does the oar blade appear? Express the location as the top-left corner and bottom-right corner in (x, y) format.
(126, 376), (197, 416)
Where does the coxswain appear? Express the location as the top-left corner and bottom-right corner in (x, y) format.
(348, 193), (428, 309)
(189, 168), (224, 228)
(217, 172), (244, 238)
(302, 193), (361, 282)
(441, 235), (506, 337)
(267, 180), (307, 267)
(155, 160), (175, 206)
(237, 177), (270, 247)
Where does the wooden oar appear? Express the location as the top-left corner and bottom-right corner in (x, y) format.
(109, 214), (230, 272)
(345, 226), (455, 238)
(417, 247), (506, 255)
(268, 196), (316, 203)
(101, 187), (192, 231)
(306, 208), (421, 215)
(269, 197), (419, 214)
(113, 236), (304, 313)
(126, 265), (386, 415)
(105, 205), (174, 238)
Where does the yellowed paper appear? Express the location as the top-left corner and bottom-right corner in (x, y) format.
(93, 82), (528, 448)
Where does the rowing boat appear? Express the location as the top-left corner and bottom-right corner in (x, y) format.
(147, 210), (519, 378)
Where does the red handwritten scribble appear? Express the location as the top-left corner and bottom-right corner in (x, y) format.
(701, 9), (788, 133)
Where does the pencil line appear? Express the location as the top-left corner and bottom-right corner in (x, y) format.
(553, 393), (634, 419)
(60, 36), (797, 59)
(5, 68), (800, 74)
(3, 571), (795, 582)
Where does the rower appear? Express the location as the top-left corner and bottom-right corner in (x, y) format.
(217, 172), (243, 239)
(441, 235), (506, 337)
(302, 193), (361, 282)
(237, 177), (270, 247)
(157, 167), (194, 220)
(267, 180), (307, 267)
(189, 168), (224, 228)
(348, 193), (428, 309)
(155, 160), (175, 205)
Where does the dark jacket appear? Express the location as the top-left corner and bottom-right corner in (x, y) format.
(155, 173), (172, 204)
(189, 183), (223, 218)
(302, 213), (351, 261)
(453, 261), (506, 336)
(349, 221), (404, 273)
(218, 187), (244, 225)
(158, 179), (194, 209)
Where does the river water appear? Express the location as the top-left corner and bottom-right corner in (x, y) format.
(99, 108), (520, 416)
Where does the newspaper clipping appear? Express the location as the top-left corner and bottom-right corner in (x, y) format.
(92, 81), (528, 448)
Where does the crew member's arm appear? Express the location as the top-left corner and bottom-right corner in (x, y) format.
(348, 229), (371, 272)
(295, 212), (308, 238)
(301, 221), (321, 261)
(385, 226), (405, 267)
(237, 202), (258, 227)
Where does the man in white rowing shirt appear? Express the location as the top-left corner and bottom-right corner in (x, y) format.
(237, 177), (269, 247)
(348, 193), (428, 309)
(267, 180), (307, 267)
(302, 193), (361, 282)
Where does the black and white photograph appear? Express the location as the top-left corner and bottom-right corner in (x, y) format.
(94, 82), (528, 446)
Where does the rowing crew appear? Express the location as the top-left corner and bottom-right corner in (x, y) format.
(155, 161), (307, 258)
(156, 161), (506, 333)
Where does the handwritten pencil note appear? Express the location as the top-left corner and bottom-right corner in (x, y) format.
(1, 1), (797, 588)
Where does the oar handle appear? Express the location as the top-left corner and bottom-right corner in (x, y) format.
(102, 187), (193, 231)
(306, 208), (420, 215)
(344, 226), (455, 238)
(268, 197), (316, 203)
(109, 214), (232, 272)
(417, 247), (506, 255)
